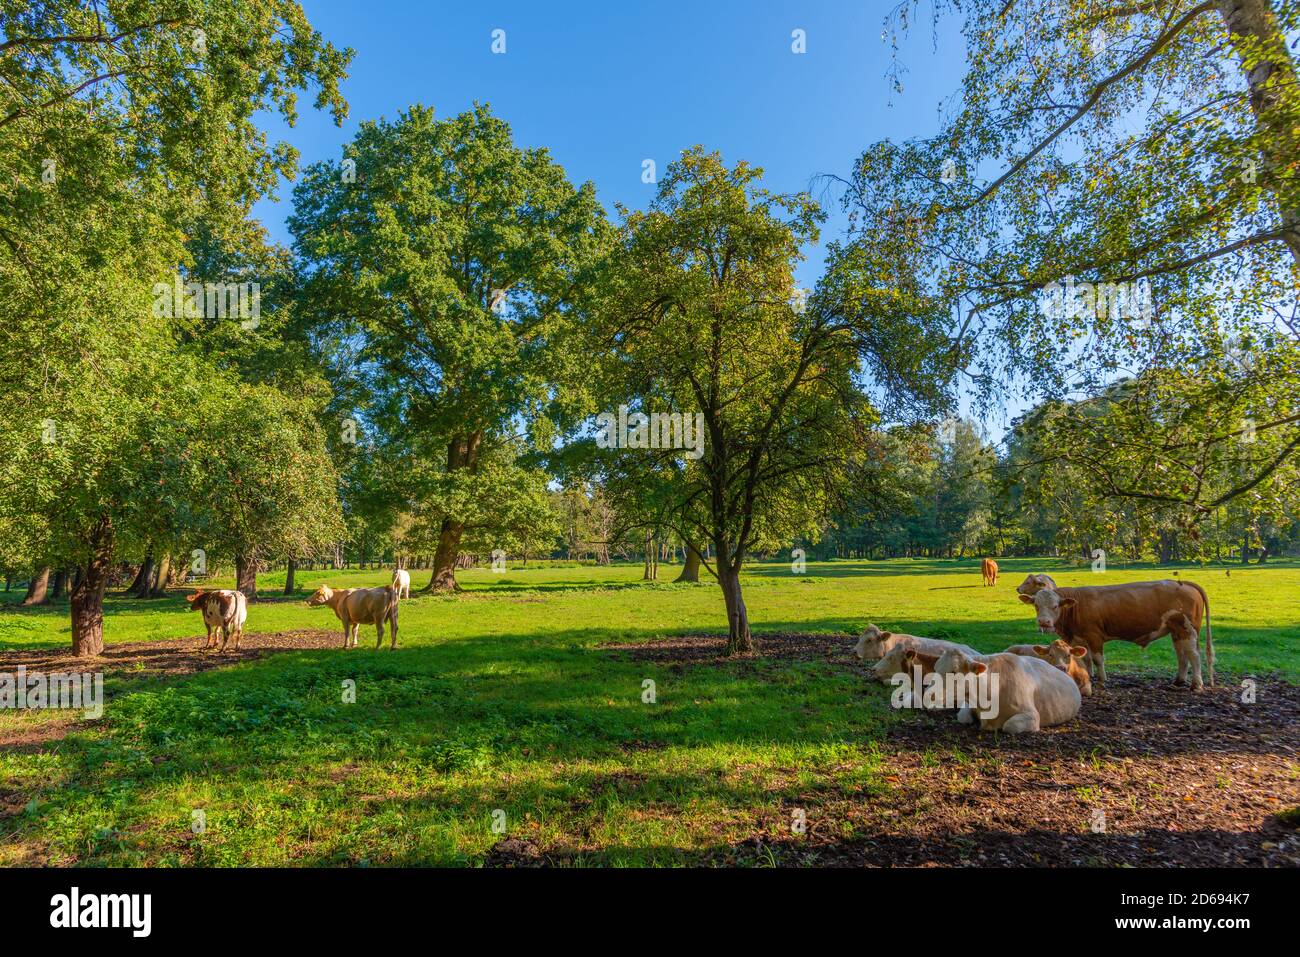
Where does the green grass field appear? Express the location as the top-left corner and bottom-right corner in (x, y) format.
(1, 557), (1297, 866)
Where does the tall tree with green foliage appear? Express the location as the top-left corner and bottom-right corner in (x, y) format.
(852, 0), (1299, 523)
(291, 103), (611, 591)
(596, 148), (874, 654)
(0, 0), (351, 653)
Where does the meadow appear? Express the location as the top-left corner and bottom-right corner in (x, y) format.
(1, 557), (1297, 866)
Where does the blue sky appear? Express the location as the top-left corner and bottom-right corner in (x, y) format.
(254, 0), (968, 288)
(252, 1), (1004, 430)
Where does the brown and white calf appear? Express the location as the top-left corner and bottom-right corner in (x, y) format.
(307, 584), (399, 649)
(935, 648), (1081, 733)
(1005, 639), (1092, 696)
(981, 558), (999, 587)
(1019, 580), (1214, 690)
(852, 623), (980, 662)
(185, 589), (248, 652)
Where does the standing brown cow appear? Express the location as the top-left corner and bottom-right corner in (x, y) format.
(1019, 580), (1214, 690)
(981, 558), (998, 586)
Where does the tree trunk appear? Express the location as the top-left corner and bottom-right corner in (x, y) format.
(50, 567), (68, 600)
(284, 558), (297, 595)
(128, 550), (155, 597)
(424, 518), (465, 592)
(1218, 0), (1300, 265)
(21, 566), (51, 606)
(674, 544), (703, 583)
(235, 554), (258, 599)
(720, 564), (753, 655)
(423, 431), (483, 592)
(71, 522), (113, 656)
(148, 554), (171, 597)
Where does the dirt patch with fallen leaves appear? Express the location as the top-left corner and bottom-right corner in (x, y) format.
(0, 629), (345, 683)
(599, 631), (1300, 867)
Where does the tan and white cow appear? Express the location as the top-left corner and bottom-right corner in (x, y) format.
(307, 584), (400, 650)
(1019, 580), (1214, 690)
(1015, 573), (1057, 597)
(935, 648), (1081, 733)
(185, 589), (248, 653)
(852, 623), (980, 662)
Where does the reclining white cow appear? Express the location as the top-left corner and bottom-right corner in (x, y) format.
(852, 623), (980, 661)
(935, 648), (1081, 733)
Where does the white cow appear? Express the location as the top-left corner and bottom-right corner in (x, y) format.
(391, 568), (411, 600)
(852, 623), (980, 662)
(935, 648), (1081, 733)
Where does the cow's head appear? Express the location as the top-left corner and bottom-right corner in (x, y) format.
(1015, 573), (1057, 597)
(1019, 588), (1075, 633)
(870, 644), (915, 682)
(852, 624), (893, 661)
(306, 584), (334, 607)
(185, 590), (208, 611)
(1033, 640), (1090, 694)
(934, 648), (987, 677)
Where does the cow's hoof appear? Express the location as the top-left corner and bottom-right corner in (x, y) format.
(1191, 684), (1205, 693)
(1172, 678), (1186, 687)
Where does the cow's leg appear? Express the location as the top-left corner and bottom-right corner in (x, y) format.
(340, 619), (350, 649)
(219, 625), (230, 654)
(1000, 710), (1041, 734)
(375, 619), (384, 649)
(1092, 646), (1107, 686)
(389, 614), (398, 650)
(1171, 615), (1202, 691)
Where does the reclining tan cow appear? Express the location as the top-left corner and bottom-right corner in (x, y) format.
(936, 648), (1082, 733)
(307, 584), (399, 649)
(852, 623), (980, 661)
(1019, 580), (1214, 690)
(185, 589), (248, 653)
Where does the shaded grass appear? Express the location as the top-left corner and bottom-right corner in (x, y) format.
(1, 557), (1296, 865)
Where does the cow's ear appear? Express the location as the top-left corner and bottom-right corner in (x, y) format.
(903, 649), (915, 661)
(1032, 645), (1049, 656)
(1070, 645), (1087, 657)
(1059, 597), (1077, 609)
(1018, 594), (1035, 604)
(880, 631), (892, 639)
(972, 662), (988, 675)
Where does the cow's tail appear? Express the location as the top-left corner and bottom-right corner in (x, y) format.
(1190, 581), (1214, 687)
(385, 584), (399, 636)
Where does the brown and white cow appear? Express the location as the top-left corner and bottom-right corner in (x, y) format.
(1005, 639), (1092, 696)
(185, 589), (248, 653)
(981, 558), (999, 586)
(852, 623), (980, 662)
(1019, 581), (1214, 690)
(936, 648), (1081, 733)
(307, 584), (399, 649)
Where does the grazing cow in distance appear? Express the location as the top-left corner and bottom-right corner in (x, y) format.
(936, 649), (1081, 733)
(1016, 573), (1057, 597)
(307, 583), (399, 649)
(391, 568), (411, 600)
(185, 589), (248, 653)
(981, 558), (998, 586)
(852, 623), (980, 662)
(1005, 640), (1092, 696)
(1020, 580), (1213, 690)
